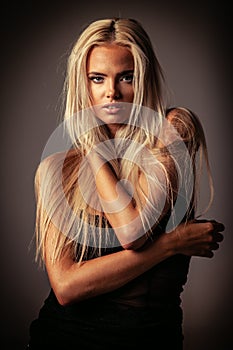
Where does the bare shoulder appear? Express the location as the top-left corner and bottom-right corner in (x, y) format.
(166, 106), (204, 147)
(166, 106), (198, 127)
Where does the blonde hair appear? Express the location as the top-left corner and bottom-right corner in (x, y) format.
(34, 18), (213, 265)
(63, 18), (166, 115)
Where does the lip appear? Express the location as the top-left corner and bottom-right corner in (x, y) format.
(102, 103), (123, 114)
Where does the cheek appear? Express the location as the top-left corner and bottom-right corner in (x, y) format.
(90, 85), (104, 101)
(126, 87), (134, 101)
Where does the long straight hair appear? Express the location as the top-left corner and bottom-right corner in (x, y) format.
(35, 18), (213, 265)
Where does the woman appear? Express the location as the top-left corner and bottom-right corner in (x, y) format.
(28, 18), (224, 349)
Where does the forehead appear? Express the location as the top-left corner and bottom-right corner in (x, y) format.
(87, 44), (134, 71)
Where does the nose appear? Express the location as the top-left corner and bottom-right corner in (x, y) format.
(106, 80), (121, 100)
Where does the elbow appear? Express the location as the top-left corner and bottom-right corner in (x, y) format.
(121, 236), (147, 250)
(115, 226), (147, 250)
(50, 270), (94, 306)
(56, 293), (72, 307)
(53, 282), (73, 306)
(121, 242), (136, 250)
(56, 296), (70, 307)
(51, 279), (78, 306)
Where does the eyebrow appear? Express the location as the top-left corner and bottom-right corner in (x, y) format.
(87, 70), (134, 76)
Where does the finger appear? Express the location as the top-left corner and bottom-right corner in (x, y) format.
(212, 232), (224, 243)
(194, 219), (225, 232)
(209, 242), (219, 251)
(206, 250), (214, 258)
(197, 250), (214, 258)
(212, 221), (225, 232)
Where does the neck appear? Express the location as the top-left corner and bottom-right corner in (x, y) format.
(107, 124), (121, 138)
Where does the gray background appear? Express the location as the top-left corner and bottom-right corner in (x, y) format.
(1, 1), (232, 349)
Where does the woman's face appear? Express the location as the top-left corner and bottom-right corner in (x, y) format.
(87, 44), (134, 136)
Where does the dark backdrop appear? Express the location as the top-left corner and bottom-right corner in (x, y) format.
(1, 1), (232, 349)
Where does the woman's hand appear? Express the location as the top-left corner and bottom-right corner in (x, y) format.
(170, 219), (224, 258)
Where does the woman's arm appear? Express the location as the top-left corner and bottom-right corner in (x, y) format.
(87, 150), (170, 249)
(87, 109), (195, 250)
(45, 218), (224, 306)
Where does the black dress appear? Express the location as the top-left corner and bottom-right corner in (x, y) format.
(28, 216), (191, 350)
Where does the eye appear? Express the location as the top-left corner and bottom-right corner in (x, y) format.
(120, 74), (134, 83)
(88, 76), (104, 84)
